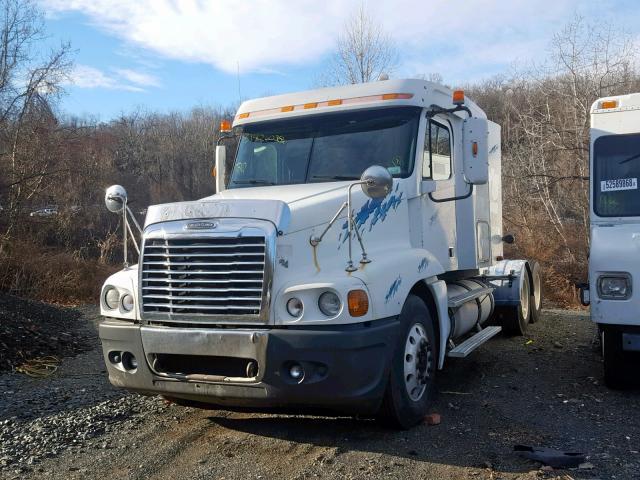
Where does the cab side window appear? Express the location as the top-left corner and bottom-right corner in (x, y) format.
(422, 121), (451, 180)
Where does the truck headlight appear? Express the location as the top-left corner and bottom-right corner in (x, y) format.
(286, 297), (304, 317)
(597, 274), (632, 299)
(104, 287), (120, 310)
(318, 291), (341, 316)
(121, 293), (135, 312)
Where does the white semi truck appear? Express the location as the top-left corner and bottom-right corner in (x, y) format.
(99, 79), (542, 428)
(579, 93), (640, 388)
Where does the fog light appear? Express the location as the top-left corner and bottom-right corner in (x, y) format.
(104, 287), (120, 310)
(289, 364), (304, 380)
(121, 352), (137, 371)
(286, 297), (304, 317)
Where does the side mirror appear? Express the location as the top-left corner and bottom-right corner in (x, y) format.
(576, 282), (590, 306)
(361, 165), (393, 199)
(215, 145), (226, 193)
(462, 117), (489, 185)
(105, 185), (128, 213)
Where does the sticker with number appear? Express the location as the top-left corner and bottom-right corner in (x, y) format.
(600, 178), (638, 192)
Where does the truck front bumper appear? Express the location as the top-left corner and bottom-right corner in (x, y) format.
(99, 317), (400, 415)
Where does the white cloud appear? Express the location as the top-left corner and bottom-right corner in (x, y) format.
(69, 64), (150, 92)
(42, 0), (639, 80)
(113, 68), (161, 87)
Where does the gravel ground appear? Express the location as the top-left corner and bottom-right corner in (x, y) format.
(0, 293), (92, 372)
(1, 307), (639, 480)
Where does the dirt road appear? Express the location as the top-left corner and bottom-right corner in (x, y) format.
(1, 308), (639, 479)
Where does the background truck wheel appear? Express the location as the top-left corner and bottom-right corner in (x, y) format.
(602, 326), (628, 389)
(378, 294), (437, 429)
(528, 260), (543, 324)
(498, 272), (531, 336)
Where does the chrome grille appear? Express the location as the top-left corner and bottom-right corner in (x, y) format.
(141, 235), (266, 319)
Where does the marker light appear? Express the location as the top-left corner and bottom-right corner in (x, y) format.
(348, 289), (369, 317)
(472, 141), (478, 156)
(235, 93), (414, 121)
(219, 119), (232, 133)
(599, 100), (618, 109)
(453, 90), (465, 105)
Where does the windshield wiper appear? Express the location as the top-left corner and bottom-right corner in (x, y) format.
(618, 152), (640, 164)
(310, 175), (359, 181)
(231, 179), (276, 186)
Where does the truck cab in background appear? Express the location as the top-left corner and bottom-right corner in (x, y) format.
(99, 79), (542, 428)
(582, 93), (640, 388)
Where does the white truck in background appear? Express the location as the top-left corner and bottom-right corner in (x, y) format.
(580, 93), (640, 388)
(99, 79), (542, 428)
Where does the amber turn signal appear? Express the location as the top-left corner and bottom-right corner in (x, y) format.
(348, 289), (369, 317)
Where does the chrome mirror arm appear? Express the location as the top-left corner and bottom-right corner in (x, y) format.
(345, 181), (367, 272)
(310, 201), (347, 247)
(125, 205), (143, 235)
(122, 199), (128, 268)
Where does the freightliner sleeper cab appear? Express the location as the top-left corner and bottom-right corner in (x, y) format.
(99, 79), (542, 428)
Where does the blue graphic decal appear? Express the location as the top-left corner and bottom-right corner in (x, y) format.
(338, 184), (403, 246)
(418, 257), (429, 273)
(385, 275), (402, 304)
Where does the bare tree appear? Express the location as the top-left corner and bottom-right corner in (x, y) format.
(467, 16), (638, 305)
(320, 3), (398, 86)
(0, 0), (72, 236)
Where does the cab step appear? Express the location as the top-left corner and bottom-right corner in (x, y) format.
(447, 326), (502, 358)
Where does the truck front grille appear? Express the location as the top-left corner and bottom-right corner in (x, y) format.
(141, 236), (266, 320)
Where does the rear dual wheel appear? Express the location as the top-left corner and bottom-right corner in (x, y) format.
(500, 272), (531, 336)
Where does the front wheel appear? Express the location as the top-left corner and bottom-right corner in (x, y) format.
(378, 295), (437, 429)
(602, 326), (628, 389)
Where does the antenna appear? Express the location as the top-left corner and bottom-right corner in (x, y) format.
(237, 61), (241, 103)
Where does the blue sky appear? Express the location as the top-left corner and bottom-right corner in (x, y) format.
(39, 0), (640, 121)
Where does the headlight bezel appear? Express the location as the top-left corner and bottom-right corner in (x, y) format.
(597, 273), (632, 300)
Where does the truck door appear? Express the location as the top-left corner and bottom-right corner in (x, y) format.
(421, 117), (458, 270)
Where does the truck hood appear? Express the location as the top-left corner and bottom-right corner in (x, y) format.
(144, 183), (352, 233)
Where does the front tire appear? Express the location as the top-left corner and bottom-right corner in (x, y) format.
(378, 295), (437, 429)
(602, 326), (628, 389)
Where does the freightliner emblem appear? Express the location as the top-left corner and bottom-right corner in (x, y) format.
(186, 221), (218, 230)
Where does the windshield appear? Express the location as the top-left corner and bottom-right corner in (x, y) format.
(594, 133), (640, 217)
(228, 107), (420, 188)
